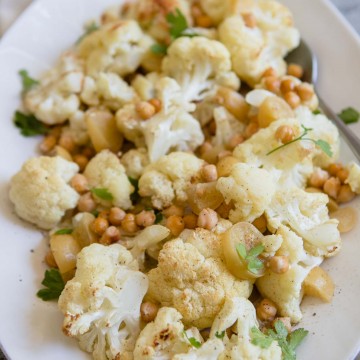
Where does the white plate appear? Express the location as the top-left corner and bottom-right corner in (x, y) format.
(0, 0), (359, 359)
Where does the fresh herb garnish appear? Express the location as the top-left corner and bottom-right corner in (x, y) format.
(91, 209), (100, 218)
(338, 107), (360, 124)
(129, 177), (141, 203)
(183, 331), (202, 349)
(312, 109), (322, 115)
(14, 111), (49, 137)
(267, 125), (333, 157)
(36, 269), (65, 301)
(19, 69), (39, 92)
(76, 22), (99, 44)
(55, 228), (73, 235)
(155, 211), (164, 224)
(91, 188), (114, 201)
(250, 327), (274, 349)
(236, 243), (264, 274)
(215, 330), (225, 339)
(151, 9), (198, 55)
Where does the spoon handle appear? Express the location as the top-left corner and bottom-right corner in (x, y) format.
(318, 96), (360, 162)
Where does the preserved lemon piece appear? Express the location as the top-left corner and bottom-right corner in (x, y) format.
(216, 156), (238, 178)
(303, 266), (335, 302)
(258, 96), (294, 128)
(330, 207), (357, 233)
(187, 182), (223, 215)
(221, 222), (265, 280)
(72, 212), (98, 248)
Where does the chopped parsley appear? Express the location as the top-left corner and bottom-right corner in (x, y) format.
(13, 111), (49, 137)
(183, 331), (202, 349)
(18, 69), (39, 92)
(236, 243), (264, 274)
(37, 269), (65, 301)
(312, 109), (322, 115)
(215, 330), (225, 339)
(338, 107), (360, 124)
(91, 188), (114, 201)
(54, 228), (73, 235)
(154, 211), (164, 224)
(76, 22), (99, 44)
(129, 177), (141, 203)
(267, 125), (333, 157)
(250, 327), (274, 349)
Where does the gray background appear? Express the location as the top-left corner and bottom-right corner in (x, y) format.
(0, 0), (359, 359)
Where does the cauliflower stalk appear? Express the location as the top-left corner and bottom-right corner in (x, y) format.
(121, 148), (149, 179)
(58, 243), (148, 360)
(9, 156), (79, 229)
(147, 228), (252, 328)
(138, 152), (204, 209)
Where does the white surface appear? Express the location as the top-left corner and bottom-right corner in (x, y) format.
(0, 0), (359, 359)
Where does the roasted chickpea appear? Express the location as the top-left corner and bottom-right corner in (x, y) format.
(99, 226), (121, 245)
(280, 78), (296, 94)
(287, 63), (304, 79)
(256, 299), (277, 321)
(90, 217), (109, 236)
(337, 185), (356, 203)
(244, 122), (259, 138)
(58, 134), (76, 153)
(135, 210), (156, 227)
(228, 134), (245, 150)
(296, 83), (314, 101)
(323, 177), (341, 199)
(201, 164), (218, 182)
(308, 168), (330, 188)
(197, 208), (218, 230)
(264, 76), (281, 93)
(284, 91), (301, 109)
(327, 163), (343, 176)
(77, 192), (96, 213)
(136, 101), (156, 120)
(39, 135), (57, 154)
(140, 302), (159, 323)
(162, 205), (184, 217)
(70, 174), (89, 194)
(242, 12), (257, 28)
(196, 14), (213, 28)
(166, 215), (185, 236)
(109, 207), (126, 226)
(148, 98), (162, 113)
(73, 154), (89, 172)
(336, 169), (349, 183)
(263, 67), (277, 78)
(268, 256), (289, 274)
(121, 214), (139, 233)
(275, 125), (295, 144)
(183, 213), (198, 229)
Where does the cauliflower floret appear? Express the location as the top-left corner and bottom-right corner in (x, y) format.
(173, 339), (224, 360)
(147, 230), (252, 328)
(199, 0), (240, 25)
(345, 162), (360, 194)
(256, 226), (322, 323)
(68, 110), (89, 145)
(24, 52), (83, 124)
(116, 78), (204, 162)
(77, 20), (154, 77)
(162, 37), (240, 102)
(84, 150), (134, 209)
(139, 152), (204, 209)
(216, 163), (277, 223)
(9, 156), (79, 229)
(218, 1), (300, 86)
(265, 187), (341, 257)
(121, 148), (149, 179)
(58, 243), (148, 360)
(121, 0), (192, 43)
(210, 297), (282, 359)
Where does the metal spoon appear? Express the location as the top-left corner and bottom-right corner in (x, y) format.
(286, 40), (360, 162)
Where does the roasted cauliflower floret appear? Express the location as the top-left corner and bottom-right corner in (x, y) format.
(68, 110), (89, 145)
(256, 226), (322, 323)
(83, 150), (134, 209)
(9, 156), (79, 229)
(218, 1), (300, 86)
(139, 152), (204, 209)
(77, 19), (154, 77)
(210, 297), (282, 360)
(217, 163), (277, 223)
(24, 52), (83, 124)
(162, 37), (240, 102)
(121, 148), (150, 179)
(58, 243), (148, 360)
(147, 229), (252, 328)
(345, 162), (360, 194)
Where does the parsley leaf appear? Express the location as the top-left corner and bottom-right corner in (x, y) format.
(36, 269), (65, 301)
(215, 331), (225, 339)
(183, 331), (202, 348)
(128, 177), (141, 203)
(14, 111), (49, 137)
(250, 327), (273, 349)
(91, 188), (114, 201)
(55, 228), (73, 235)
(312, 109), (322, 115)
(19, 69), (39, 92)
(338, 107), (360, 124)
(76, 22), (99, 44)
(236, 243), (264, 274)
(314, 139), (332, 157)
(167, 9), (188, 38)
(155, 212), (164, 224)
(288, 328), (309, 350)
(150, 43), (168, 55)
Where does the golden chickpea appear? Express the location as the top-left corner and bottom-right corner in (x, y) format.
(268, 256), (289, 274)
(197, 208), (218, 230)
(196, 14), (213, 28)
(264, 76), (281, 93)
(109, 207), (126, 226)
(242, 12), (257, 28)
(252, 215), (267, 233)
(58, 134), (76, 153)
(90, 217), (109, 236)
(98, 210), (110, 220)
(284, 91), (301, 109)
(272, 317), (292, 333)
(296, 83), (314, 101)
(140, 302), (159, 323)
(244, 122), (259, 138)
(148, 98), (162, 113)
(199, 141), (213, 156)
(82, 147), (95, 159)
(275, 125), (295, 144)
(228, 134), (245, 150)
(336, 168), (349, 184)
(49, 126), (62, 139)
(77, 192), (96, 212)
(202, 164), (218, 182)
(216, 156), (238, 177)
(216, 201), (233, 219)
(216, 87), (249, 122)
(200, 328), (210, 341)
(308, 168), (330, 188)
(183, 213), (198, 229)
(191, 4), (203, 18)
(256, 299), (277, 321)
(73, 154), (89, 172)
(163, 205), (184, 217)
(280, 78), (296, 94)
(263, 67), (277, 78)
(45, 250), (57, 268)
(39, 135), (57, 154)
(337, 185), (356, 203)
(99, 226), (121, 245)
(323, 177), (341, 199)
(121, 214), (139, 233)
(135, 210), (156, 227)
(166, 215), (185, 236)
(287, 63), (304, 79)
(327, 163), (343, 176)
(218, 150), (233, 160)
(136, 101), (156, 120)
(208, 120), (216, 136)
(70, 174), (89, 194)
